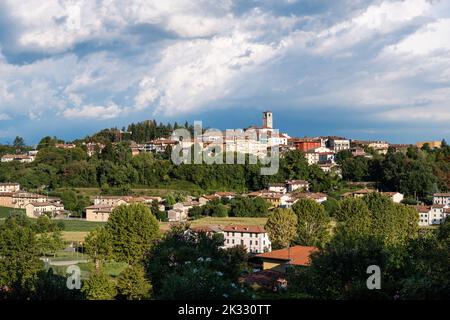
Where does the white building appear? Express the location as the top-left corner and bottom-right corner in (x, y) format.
(25, 202), (65, 218)
(221, 225), (271, 253)
(417, 205), (449, 226)
(286, 180), (309, 192)
(268, 183), (287, 194)
(433, 193), (450, 206)
(0, 183), (20, 193)
(381, 192), (404, 203)
(1, 154), (35, 163)
(326, 137), (351, 152)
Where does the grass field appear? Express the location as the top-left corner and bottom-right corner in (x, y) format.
(62, 231), (89, 242)
(60, 219), (105, 232)
(0, 206), (25, 218)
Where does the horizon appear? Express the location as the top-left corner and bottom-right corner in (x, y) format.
(1, 0), (450, 144)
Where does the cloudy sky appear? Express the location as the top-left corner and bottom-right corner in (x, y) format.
(0, 0), (449, 145)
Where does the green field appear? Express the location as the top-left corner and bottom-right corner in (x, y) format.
(0, 206), (25, 218)
(59, 219), (105, 232)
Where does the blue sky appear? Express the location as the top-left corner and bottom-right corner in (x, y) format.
(1, 0), (450, 145)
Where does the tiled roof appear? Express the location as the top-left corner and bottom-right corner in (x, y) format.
(434, 193), (450, 197)
(221, 225), (267, 233)
(255, 246), (318, 266)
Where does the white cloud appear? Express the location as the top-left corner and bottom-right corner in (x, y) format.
(63, 103), (123, 119)
(384, 19), (450, 56)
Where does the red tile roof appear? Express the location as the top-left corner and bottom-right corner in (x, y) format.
(221, 225), (267, 234)
(255, 246), (318, 266)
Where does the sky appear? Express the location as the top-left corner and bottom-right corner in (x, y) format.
(0, 0), (450, 145)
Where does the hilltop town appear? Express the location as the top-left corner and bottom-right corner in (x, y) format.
(0, 112), (449, 300)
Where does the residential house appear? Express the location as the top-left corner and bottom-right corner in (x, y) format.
(325, 137), (351, 152)
(342, 188), (376, 198)
(25, 202), (65, 218)
(286, 180), (309, 192)
(12, 192), (48, 208)
(93, 196), (129, 207)
(416, 141), (442, 149)
(221, 225), (271, 253)
(1, 154), (35, 163)
(416, 204), (449, 226)
(0, 183), (20, 193)
(255, 246), (318, 273)
(288, 138), (322, 152)
(433, 193), (450, 206)
(381, 192), (404, 203)
(85, 204), (114, 222)
(267, 183), (287, 194)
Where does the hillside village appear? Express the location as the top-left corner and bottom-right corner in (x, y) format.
(0, 112), (449, 298)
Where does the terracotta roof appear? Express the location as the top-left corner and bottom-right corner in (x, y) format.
(432, 204), (446, 209)
(415, 205), (431, 213)
(286, 180), (308, 185)
(28, 202), (63, 207)
(0, 183), (20, 186)
(86, 204), (114, 210)
(434, 193), (450, 197)
(268, 183), (285, 187)
(255, 246), (318, 266)
(293, 192), (327, 200)
(214, 191), (236, 197)
(221, 225), (267, 234)
(381, 191), (401, 196)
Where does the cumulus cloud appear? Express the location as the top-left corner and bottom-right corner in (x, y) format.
(0, 0), (449, 142)
(63, 103), (123, 119)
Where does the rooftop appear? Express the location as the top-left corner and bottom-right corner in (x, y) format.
(221, 225), (267, 234)
(255, 246), (318, 266)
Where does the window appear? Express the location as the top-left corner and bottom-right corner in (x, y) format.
(250, 240), (252, 245)
(241, 240), (244, 245)
(255, 241), (258, 245)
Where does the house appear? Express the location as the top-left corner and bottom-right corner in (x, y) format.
(25, 202), (65, 218)
(1, 154), (35, 163)
(288, 138), (322, 152)
(433, 193), (450, 206)
(167, 201), (198, 222)
(0, 183), (20, 193)
(416, 141), (442, 149)
(221, 225), (271, 253)
(286, 180), (309, 192)
(167, 208), (188, 222)
(351, 147), (367, 157)
(0, 193), (14, 207)
(381, 192), (404, 203)
(267, 183), (287, 194)
(12, 192), (48, 208)
(214, 192), (236, 199)
(255, 246), (318, 273)
(325, 137), (350, 152)
(93, 196), (129, 207)
(55, 143), (76, 150)
(85, 204), (114, 222)
(289, 192), (328, 205)
(416, 204), (449, 226)
(198, 194), (220, 205)
(342, 188), (376, 198)
(304, 147), (334, 165)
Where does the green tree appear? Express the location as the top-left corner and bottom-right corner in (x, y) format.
(292, 199), (331, 247)
(116, 264), (152, 300)
(13, 136), (25, 148)
(0, 216), (43, 297)
(106, 204), (160, 264)
(84, 227), (113, 268)
(265, 208), (298, 249)
(81, 268), (117, 300)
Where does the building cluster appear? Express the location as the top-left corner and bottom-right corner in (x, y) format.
(416, 193), (450, 227)
(0, 183), (65, 218)
(1, 150), (38, 163)
(85, 195), (164, 222)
